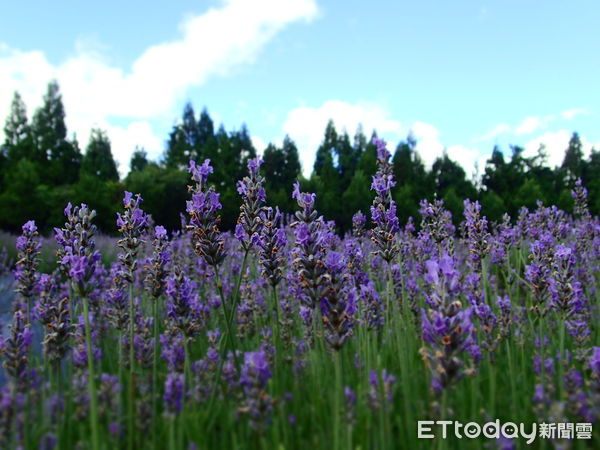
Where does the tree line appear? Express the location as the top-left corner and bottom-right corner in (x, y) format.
(0, 81), (598, 234)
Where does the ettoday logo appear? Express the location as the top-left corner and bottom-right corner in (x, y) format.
(417, 420), (594, 444)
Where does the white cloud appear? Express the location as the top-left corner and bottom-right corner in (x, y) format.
(410, 121), (485, 177)
(279, 106), (488, 178)
(524, 130), (597, 168)
(475, 123), (511, 142)
(514, 116), (547, 135)
(476, 108), (586, 142)
(282, 100), (403, 175)
(0, 0), (318, 176)
(561, 108), (586, 120)
(409, 121), (444, 168)
(251, 135), (269, 155)
(108, 122), (165, 174)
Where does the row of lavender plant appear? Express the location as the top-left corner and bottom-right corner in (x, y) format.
(0, 138), (598, 449)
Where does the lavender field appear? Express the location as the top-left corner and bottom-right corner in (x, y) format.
(0, 138), (598, 449)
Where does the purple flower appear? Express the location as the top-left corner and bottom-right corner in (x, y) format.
(373, 137), (391, 162)
(186, 159), (226, 266)
(361, 281), (384, 330)
(4, 308), (33, 392)
(247, 156), (263, 177)
(590, 347), (600, 374)
(155, 225), (167, 239)
(164, 373), (184, 416)
(257, 207), (287, 287)
(421, 254), (479, 395)
(351, 211), (367, 237)
(462, 199), (491, 269)
(325, 251), (344, 273)
(22, 220), (37, 234)
(165, 274), (204, 338)
(188, 159), (214, 185)
(234, 223), (245, 243)
(371, 174), (396, 197)
(239, 350), (273, 430)
(344, 386), (356, 406)
(241, 351), (272, 388)
(292, 181), (316, 211)
(367, 369), (396, 410)
(67, 255), (87, 282)
(123, 190), (133, 207)
(14, 219), (41, 306)
(369, 139), (399, 262)
(160, 333), (185, 373)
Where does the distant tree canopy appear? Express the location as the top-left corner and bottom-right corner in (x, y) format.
(0, 81), (598, 234)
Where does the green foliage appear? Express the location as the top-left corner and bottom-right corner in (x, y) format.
(32, 81), (82, 184)
(515, 178), (545, 210)
(3, 92), (34, 162)
(262, 136), (301, 213)
(129, 147), (149, 173)
(0, 84), (598, 235)
(81, 129), (119, 182)
(125, 163), (189, 231)
(0, 159), (44, 230)
(342, 169), (372, 225)
(480, 190), (506, 223)
(74, 174), (123, 231)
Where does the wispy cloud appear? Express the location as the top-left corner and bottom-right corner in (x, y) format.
(0, 0), (319, 174)
(476, 108), (586, 142)
(282, 100), (403, 176)
(475, 123), (511, 142)
(514, 116), (549, 135)
(409, 121), (486, 177)
(561, 108), (586, 120)
(524, 130), (597, 168)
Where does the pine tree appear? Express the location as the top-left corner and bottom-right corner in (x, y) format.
(130, 147), (149, 173)
(197, 107), (215, 148)
(164, 102), (201, 169)
(263, 143), (286, 188)
(314, 120), (338, 174)
(337, 130), (358, 191)
(561, 132), (584, 181)
(31, 81), (81, 183)
(81, 129), (119, 181)
(3, 91), (34, 161)
(282, 135), (301, 186)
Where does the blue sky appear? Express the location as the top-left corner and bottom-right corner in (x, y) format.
(1, 0), (598, 176)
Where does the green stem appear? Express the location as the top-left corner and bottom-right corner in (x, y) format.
(272, 284), (282, 392)
(225, 250), (249, 343)
(333, 352), (342, 450)
(213, 268), (237, 356)
(438, 390), (448, 450)
(506, 339), (518, 418)
(128, 281), (135, 450)
(488, 353), (496, 417)
(168, 418), (176, 450)
(559, 318), (566, 400)
(386, 264), (394, 326)
(152, 298), (159, 449)
(183, 338), (191, 390)
(82, 296), (100, 450)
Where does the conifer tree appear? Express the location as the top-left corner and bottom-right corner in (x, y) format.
(81, 129), (119, 181)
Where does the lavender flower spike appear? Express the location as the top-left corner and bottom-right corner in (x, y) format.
(236, 156), (267, 251)
(238, 351), (273, 430)
(117, 191), (149, 281)
(291, 181), (327, 309)
(14, 220), (41, 318)
(186, 159), (226, 266)
(370, 138), (399, 263)
(420, 254), (480, 396)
